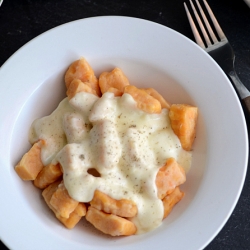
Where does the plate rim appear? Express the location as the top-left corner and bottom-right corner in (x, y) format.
(0, 15), (248, 250)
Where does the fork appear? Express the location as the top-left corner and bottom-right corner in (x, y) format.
(184, 0), (250, 114)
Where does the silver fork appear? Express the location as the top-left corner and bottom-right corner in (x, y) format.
(184, 0), (250, 113)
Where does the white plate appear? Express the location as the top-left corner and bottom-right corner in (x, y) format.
(0, 16), (248, 250)
(243, 0), (250, 7)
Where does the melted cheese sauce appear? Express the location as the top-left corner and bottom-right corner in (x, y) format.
(29, 92), (192, 234)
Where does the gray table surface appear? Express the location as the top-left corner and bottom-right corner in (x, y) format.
(0, 0), (250, 249)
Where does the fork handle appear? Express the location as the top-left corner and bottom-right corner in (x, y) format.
(228, 70), (250, 114)
(242, 96), (250, 114)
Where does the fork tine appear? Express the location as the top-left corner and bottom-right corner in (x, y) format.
(189, 0), (212, 47)
(184, 2), (206, 49)
(203, 0), (226, 40)
(195, 0), (218, 43)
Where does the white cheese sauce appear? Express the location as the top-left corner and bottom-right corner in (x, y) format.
(29, 91), (192, 234)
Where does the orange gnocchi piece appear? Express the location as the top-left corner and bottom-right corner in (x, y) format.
(86, 206), (137, 236)
(162, 186), (184, 219)
(49, 182), (79, 219)
(156, 157), (186, 200)
(64, 57), (101, 96)
(66, 79), (97, 99)
(42, 181), (86, 229)
(124, 85), (161, 114)
(169, 104), (198, 151)
(15, 141), (44, 181)
(90, 190), (137, 218)
(142, 88), (171, 109)
(34, 162), (62, 189)
(99, 68), (130, 95)
(58, 203), (86, 229)
(106, 87), (123, 96)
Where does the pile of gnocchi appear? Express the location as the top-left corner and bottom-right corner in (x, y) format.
(15, 57), (198, 236)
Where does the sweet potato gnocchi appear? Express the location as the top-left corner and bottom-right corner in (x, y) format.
(15, 57), (198, 236)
